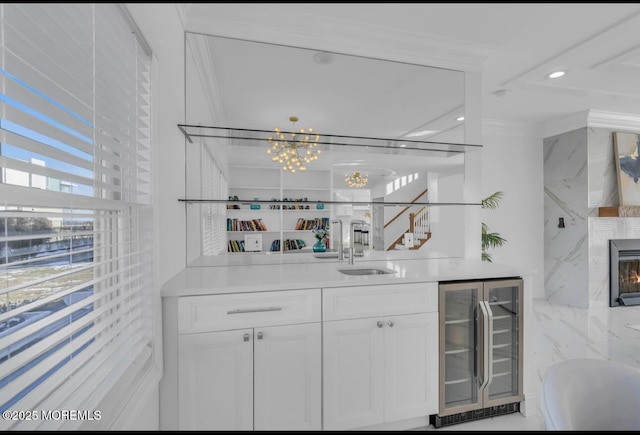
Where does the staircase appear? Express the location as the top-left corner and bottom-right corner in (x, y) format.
(385, 190), (431, 251)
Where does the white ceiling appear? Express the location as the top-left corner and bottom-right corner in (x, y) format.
(182, 3), (640, 129)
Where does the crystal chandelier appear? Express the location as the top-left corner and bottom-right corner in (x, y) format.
(345, 172), (368, 188)
(266, 116), (321, 173)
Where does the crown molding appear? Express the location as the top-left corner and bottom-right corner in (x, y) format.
(543, 109), (640, 137)
(587, 110), (640, 131)
(185, 34), (226, 127)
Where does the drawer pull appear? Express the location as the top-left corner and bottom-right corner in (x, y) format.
(257, 332), (264, 340)
(227, 307), (283, 315)
(243, 333), (250, 342)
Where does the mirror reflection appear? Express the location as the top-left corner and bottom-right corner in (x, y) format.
(183, 32), (476, 265)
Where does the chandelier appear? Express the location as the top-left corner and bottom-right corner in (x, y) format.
(345, 172), (368, 188)
(266, 116), (321, 173)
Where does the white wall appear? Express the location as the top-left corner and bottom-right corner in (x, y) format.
(427, 172), (466, 257)
(482, 121), (545, 300)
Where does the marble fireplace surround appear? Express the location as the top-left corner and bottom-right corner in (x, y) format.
(609, 238), (640, 307)
(544, 118), (640, 309)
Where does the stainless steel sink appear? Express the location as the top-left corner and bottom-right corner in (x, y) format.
(338, 267), (397, 276)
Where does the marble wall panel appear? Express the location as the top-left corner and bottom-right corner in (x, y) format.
(544, 128), (588, 307)
(544, 128), (587, 182)
(588, 127), (619, 209)
(543, 126), (640, 309)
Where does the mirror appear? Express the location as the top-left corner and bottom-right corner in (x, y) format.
(183, 32), (476, 266)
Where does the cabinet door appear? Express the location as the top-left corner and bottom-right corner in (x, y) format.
(483, 279), (524, 407)
(439, 281), (483, 416)
(254, 323), (322, 430)
(384, 312), (439, 422)
(323, 318), (385, 430)
(178, 329), (253, 430)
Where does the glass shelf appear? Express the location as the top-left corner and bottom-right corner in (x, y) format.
(177, 124), (482, 156)
(180, 198), (481, 207)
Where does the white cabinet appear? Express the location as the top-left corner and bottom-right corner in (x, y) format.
(178, 329), (253, 430)
(254, 323), (322, 430)
(322, 283), (439, 430)
(384, 313), (438, 422)
(169, 282), (439, 431)
(323, 317), (384, 428)
(177, 289), (322, 431)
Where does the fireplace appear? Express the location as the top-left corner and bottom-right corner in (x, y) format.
(610, 239), (640, 306)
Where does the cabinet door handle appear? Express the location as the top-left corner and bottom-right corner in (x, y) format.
(227, 307), (282, 315)
(485, 301), (494, 387)
(243, 333), (250, 342)
(387, 320), (394, 328)
(377, 320), (384, 328)
(478, 301), (490, 391)
(257, 331), (264, 340)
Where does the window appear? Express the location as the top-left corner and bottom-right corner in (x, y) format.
(0, 4), (153, 429)
(202, 145), (227, 255)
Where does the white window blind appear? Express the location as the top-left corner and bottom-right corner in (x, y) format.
(201, 144), (227, 256)
(0, 4), (153, 430)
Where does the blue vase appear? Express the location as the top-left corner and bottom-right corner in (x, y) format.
(313, 239), (326, 252)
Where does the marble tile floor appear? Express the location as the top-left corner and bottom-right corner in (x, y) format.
(416, 297), (640, 431)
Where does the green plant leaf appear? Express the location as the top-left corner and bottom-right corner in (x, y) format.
(482, 229), (507, 249)
(481, 191), (503, 209)
(481, 191), (506, 262)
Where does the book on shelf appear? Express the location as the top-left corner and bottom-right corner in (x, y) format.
(227, 195), (240, 209)
(282, 197), (310, 210)
(293, 217), (330, 231)
(270, 239), (306, 252)
(227, 239), (245, 253)
(270, 239), (280, 252)
(226, 218), (267, 231)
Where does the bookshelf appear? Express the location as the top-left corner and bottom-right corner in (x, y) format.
(226, 167), (332, 253)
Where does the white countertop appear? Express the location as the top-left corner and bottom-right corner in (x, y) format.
(186, 248), (454, 268)
(162, 252), (528, 298)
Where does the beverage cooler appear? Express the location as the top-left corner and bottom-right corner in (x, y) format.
(431, 278), (523, 428)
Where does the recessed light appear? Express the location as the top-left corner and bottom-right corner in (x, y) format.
(399, 143), (407, 147)
(313, 51), (335, 65)
(456, 116), (465, 122)
(546, 71), (565, 79)
(494, 89), (511, 97)
(403, 130), (436, 138)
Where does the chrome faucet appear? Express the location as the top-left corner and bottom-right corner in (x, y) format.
(349, 220), (366, 265)
(331, 219), (344, 261)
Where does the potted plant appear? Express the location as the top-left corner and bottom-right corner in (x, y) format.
(481, 191), (507, 262)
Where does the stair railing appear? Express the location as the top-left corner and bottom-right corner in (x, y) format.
(409, 206), (430, 241)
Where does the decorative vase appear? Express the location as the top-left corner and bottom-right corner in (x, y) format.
(313, 238), (326, 252)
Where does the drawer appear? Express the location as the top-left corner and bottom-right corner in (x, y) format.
(323, 282), (437, 321)
(179, 289), (321, 334)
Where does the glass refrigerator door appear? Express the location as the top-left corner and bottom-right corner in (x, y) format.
(439, 281), (482, 415)
(483, 279), (524, 406)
